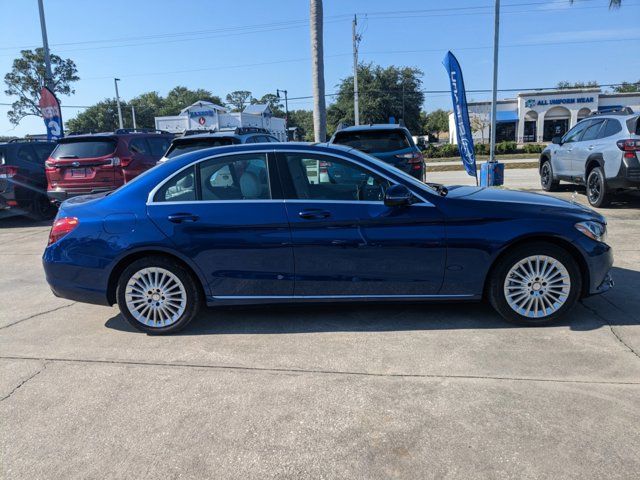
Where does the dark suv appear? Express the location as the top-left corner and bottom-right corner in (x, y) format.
(159, 128), (280, 163)
(329, 124), (425, 180)
(45, 129), (173, 202)
(0, 138), (57, 219)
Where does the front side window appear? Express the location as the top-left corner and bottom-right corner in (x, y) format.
(199, 153), (270, 200)
(283, 153), (389, 202)
(562, 121), (591, 143)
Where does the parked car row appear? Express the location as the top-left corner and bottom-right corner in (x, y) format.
(2, 124), (426, 220)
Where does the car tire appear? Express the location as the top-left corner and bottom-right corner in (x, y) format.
(540, 160), (559, 192)
(488, 242), (582, 326)
(586, 167), (611, 208)
(116, 256), (202, 334)
(27, 193), (57, 221)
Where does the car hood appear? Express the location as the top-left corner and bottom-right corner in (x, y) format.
(445, 186), (604, 221)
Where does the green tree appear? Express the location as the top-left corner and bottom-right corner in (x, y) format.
(556, 80), (599, 89)
(288, 109), (314, 141)
(66, 98), (129, 133)
(159, 86), (223, 116)
(252, 93), (284, 115)
(422, 109), (449, 138)
(3, 48), (79, 125)
(327, 63), (424, 135)
(613, 80), (640, 93)
(226, 90), (253, 111)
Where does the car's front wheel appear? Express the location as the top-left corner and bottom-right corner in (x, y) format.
(540, 160), (559, 192)
(488, 243), (581, 325)
(116, 256), (202, 334)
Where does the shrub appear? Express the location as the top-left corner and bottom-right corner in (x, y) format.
(495, 140), (517, 154)
(474, 143), (489, 155)
(522, 143), (545, 154)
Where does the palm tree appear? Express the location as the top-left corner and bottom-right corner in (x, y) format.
(310, 0), (327, 142)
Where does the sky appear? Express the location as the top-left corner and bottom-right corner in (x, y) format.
(1, 0), (639, 136)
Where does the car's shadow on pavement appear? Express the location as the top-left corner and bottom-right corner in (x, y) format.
(523, 185), (640, 209)
(105, 267), (639, 336)
(0, 215), (53, 228)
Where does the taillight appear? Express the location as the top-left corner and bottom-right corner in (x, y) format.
(0, 166), (18, 178)
(396, 152), (424, 169)
(616, 139), (640, 159)
(48, 217), (79, 245)
(103, 157), (122, 167)
(45, 159), (56, 169)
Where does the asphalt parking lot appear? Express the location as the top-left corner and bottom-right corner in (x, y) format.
(1, 168), (639, 479)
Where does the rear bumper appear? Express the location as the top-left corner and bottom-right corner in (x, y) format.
(48, 187), (113, 203)
(607, 155), (640, 189)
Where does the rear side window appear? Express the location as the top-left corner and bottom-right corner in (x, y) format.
(581, 120), (604, 142)
(52, 139), (116, 159)
(601, 119), (623, 138)
(32, 143), (55, 161)
(332, 130), (411, 153)
(154, 166), (196, 202)
(129, 138), (150, 155)
(199, 153), (270, 200)
(625, 116), (639, 135)
(166, 138), (236, 159)
(148, 137), (172, 156)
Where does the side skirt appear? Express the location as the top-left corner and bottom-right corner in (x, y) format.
(205, 294), (479, 307)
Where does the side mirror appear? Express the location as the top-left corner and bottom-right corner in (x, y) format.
(384, 184), (412, 207)
(552, 136), (563, 145)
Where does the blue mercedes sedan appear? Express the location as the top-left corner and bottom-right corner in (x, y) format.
(43, 143), (613, 334)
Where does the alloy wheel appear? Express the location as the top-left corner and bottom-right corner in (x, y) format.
(541, 163), (551, 188)
(503, 255), (571, 319)
(125, 267), (187, 327)
(587, 172), (601, 204)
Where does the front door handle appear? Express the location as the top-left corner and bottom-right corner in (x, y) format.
(298, 209), (331, 220)
(588, 145), (595, 150)
(167, 213), (199, 223)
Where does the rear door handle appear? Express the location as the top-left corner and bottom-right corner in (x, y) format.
(298, 209), (331, 220)
(167, 213), (199, 223)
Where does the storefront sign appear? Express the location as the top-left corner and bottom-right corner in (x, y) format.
(526, 97), (595, 108)
(188, 110), (215, 118)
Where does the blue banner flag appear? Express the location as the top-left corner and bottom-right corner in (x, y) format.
(39, 86), (64, 141)
(443, 51), (477, 179)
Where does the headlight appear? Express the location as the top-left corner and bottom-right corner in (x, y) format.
(575, 221), (607, 243)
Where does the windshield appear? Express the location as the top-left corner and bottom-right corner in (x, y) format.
(333, 130), (411, 153)
(166, 138), (237, 159)
(52, 139), (116, 159)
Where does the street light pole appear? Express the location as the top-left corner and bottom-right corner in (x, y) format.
(114, 78), (124, 130)
(277, 89), (289, 140)
(37, 0), (54, 91)
(131, 105), (137, 129)
(489, 0), (501, 163)
(352, 14), (360, 126)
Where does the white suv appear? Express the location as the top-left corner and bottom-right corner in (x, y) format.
(539, 110), (640, 207)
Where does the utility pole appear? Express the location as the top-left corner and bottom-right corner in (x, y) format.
(277, 89), (289, 140)
(489, 0), (500, 163)
(310, 0), (327, 142)
(352, 14), (360, 125)
(114, 78), (124, 130)
(37, 0), (54, 91)
(131, 105), (137, 129)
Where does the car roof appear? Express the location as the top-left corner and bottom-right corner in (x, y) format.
(334, 124), (409, 133)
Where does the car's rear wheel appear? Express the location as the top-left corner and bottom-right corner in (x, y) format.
(586, 167), (611, 208)
(540, 160), (559, 192)
(28, 193), (57, 220)
(488, 242), (581, 325)
(116, 256), (201, 334)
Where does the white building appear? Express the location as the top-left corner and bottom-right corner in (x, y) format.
(448, 89), (640, 145)
(155, 101), (287, 141)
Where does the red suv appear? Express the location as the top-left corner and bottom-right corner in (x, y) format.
(45, 129), (173, 203)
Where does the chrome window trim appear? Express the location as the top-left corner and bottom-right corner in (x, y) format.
(146, 147), (434, 206)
